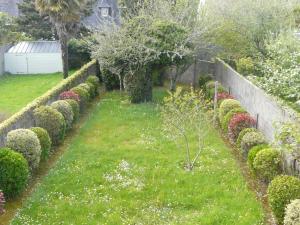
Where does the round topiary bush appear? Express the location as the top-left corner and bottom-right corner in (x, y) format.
(240, 131), (267, 157)
(284, 199), (300, 225)
(30, 127), (51, 161)
(78, 83), (93, 99)
(71, 86), (90, 110)
(222, 107), (246, 132)
(86, 75), (100, 87)
(0, 148), (29, 199)
(217, 92), (234, 107)
(228, 113), (256, 142)
(6, 129), (41, 170)
(85, 82), (97, 98)
(59, 90), (80, 103)
(0, 190), (5, 214)
(219, 99), (241, 124)
(253, 148), (282, 183)
(65, 99), (80, 122)
(50, 100), (74, 130)
(236, 128), (258, 149)
(33, 106), (66, 146)
(268, 175), (300, 225)
(247, 144), (269, 171)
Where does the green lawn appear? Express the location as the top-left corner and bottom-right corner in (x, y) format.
(11, 90), (265, 225)
(0, 73), (62, 117)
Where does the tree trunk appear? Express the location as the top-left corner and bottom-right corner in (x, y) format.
(60, 35), (69, 79)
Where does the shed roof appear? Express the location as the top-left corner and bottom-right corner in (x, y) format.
(6, 41), (61, 54)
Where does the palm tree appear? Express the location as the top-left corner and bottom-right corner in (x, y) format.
(35, 0), (86, 78)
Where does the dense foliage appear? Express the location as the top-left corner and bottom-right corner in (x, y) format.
(284, 199), (300, 225)
(0, 148), (29, 199)
(240, 131), (267, 157)
(218, 99), (241, 124)
(51, 100), (74, 130)
(222, 107), (246, 132)
(71, 86), (90, 109)
(30, 127), (52, 161)
(236, 128), (258, 149)
(59, 91), (80, 103)
(6, 129), (41, 170)
(247, 144), (270, 171)
(228, 113), (256, 142)
(65, 99), (80, 122)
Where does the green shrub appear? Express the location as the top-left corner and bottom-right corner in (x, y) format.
(222, 107), (246, 132)
(236, 128), (258, 148)
(236, 57), (255, 76)
(101, 69), (120, 91)
(51, 100), (74, 130)
(86, 75), (100, 87)
(247, 144), (269, 171)
(6, 129), (41, 170)
(253, 148), (282, 183)
(30, 127), (51, 161)
(268, 175), (300, 225)
(199, 74), (212, 88)
(85, 82), (97, 98)
(240, 131), (267, 157)
(71, 86), (90, 109)
(33, 106), (66, 146)
(78, 83), (92, 99)
(205, 82), (227, 99)
(0, 148), (29, 198)
(219, 99), (241, 124)
(65, 99), (80, 122)
(284, 199), (300, 225)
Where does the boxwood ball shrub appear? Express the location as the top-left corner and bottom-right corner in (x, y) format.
(34, 106), (66, 146)
(247, 144), (269, 171)
(85, 82), (97, 98)
(0, 148), (29, 199)
(217, 92), (234, 107)
(253, 148), (282, 183)
(222, 107), (246, 132)
(59, 90), (80, 103)
(240, 131), (267, 157)
(284, 199), (300, 225)
(228, 113), (256, 142)
(236, 127), (258, 149)
(86, 75), (100, 87)
(71, 86), (90, 109)
(219, 99), (241, 124)
(65, 99), (80, 122)
(0, 190), (5, 214)
(6, 129), (41, 170)
(78, 83), (93, 99)
(30, 127), (51, 161)
(51, 100), (74, 130)
(268, 175), (300, 225)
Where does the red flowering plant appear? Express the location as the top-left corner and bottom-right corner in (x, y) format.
(59, 91), (80, 103)
(217, 92), (234, 106)
(228, 113), (256, 142)
(0, 190), (5, 215)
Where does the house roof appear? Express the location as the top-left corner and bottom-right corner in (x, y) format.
(6, 41), (61, 54)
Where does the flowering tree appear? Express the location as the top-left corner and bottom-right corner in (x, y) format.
(162, 87), (212, 171)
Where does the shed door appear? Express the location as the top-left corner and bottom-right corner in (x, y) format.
(5, 54), (28, 74)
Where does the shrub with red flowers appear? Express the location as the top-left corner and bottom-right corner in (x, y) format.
(228, 113), (256, 142)
(0, 190), (5, 215)
(217, 92), (234, 105)
(59, 91), (80, 103)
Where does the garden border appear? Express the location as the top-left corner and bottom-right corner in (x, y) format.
(0, 60), (97, 147)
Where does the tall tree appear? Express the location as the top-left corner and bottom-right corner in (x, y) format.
(35, 0), (86, 78)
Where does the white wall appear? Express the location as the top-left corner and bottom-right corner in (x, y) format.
(4, 53), (63, 74)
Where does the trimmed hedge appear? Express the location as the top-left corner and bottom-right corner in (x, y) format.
(6, 129), (41, 170)
(78, 83), (93, 99)
(0, 148), (29, 199)
(219, 99), (241, 124)
(86, 75), (100, 87)
(222, 107), (246, 132)
(240, 131), (267, 157)
(247, 144), (269, 171)
(253, 148), (282, 183)
(268, 175), (300, 225)
(236, 128), (258, 149)
(30, 127), (51, 161)
(86, 82), (97, 98)
(71, 86), (90, 110)
(34, 106), (66, 146)
(51, 100), (74, 130)
(59, 91), (80, 103)
(65, 99), (80, 122)
(228, 113), (256, 142)
(217, 92), (234, 107)
(284, 199), (300, 225)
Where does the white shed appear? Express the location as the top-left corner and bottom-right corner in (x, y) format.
(4, 41), (63, 74)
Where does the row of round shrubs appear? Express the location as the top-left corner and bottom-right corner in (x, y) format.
(0, 75), (100, 202)
(202, 78), (300, 225)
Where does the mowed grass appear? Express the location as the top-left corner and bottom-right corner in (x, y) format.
(0, 73), (62, 116)
(11, 89), (265, 225)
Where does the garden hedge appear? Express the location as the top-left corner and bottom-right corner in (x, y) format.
(71, 86), (90, 109)
(0, 148), (29, 199)
(51, 100), (74, 130)
(59, 90), (80, 103)
(236, 128), (258, 149)
(240, 131), (267, 157)
(222, 107), (246, 132)
(6, 129), (41, 170)
(78, 83), (93, 99)
(86, 75), (100, 87)
(34, 106), (66, 146)
(284, 199), (300, 225)
(65, 99), (80, 122)
(30, 127), (51, 161)
(217, 92), (234, 107)
(219, 99), (241, 124)
(268, 175), (300, 225)
(247, 144), (269, 171)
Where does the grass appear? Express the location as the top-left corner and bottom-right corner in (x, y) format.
(10, 89), (265, 225)
(0, 73), (62, 116)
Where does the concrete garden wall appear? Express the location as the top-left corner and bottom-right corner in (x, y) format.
(0, 45), (11, 76)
